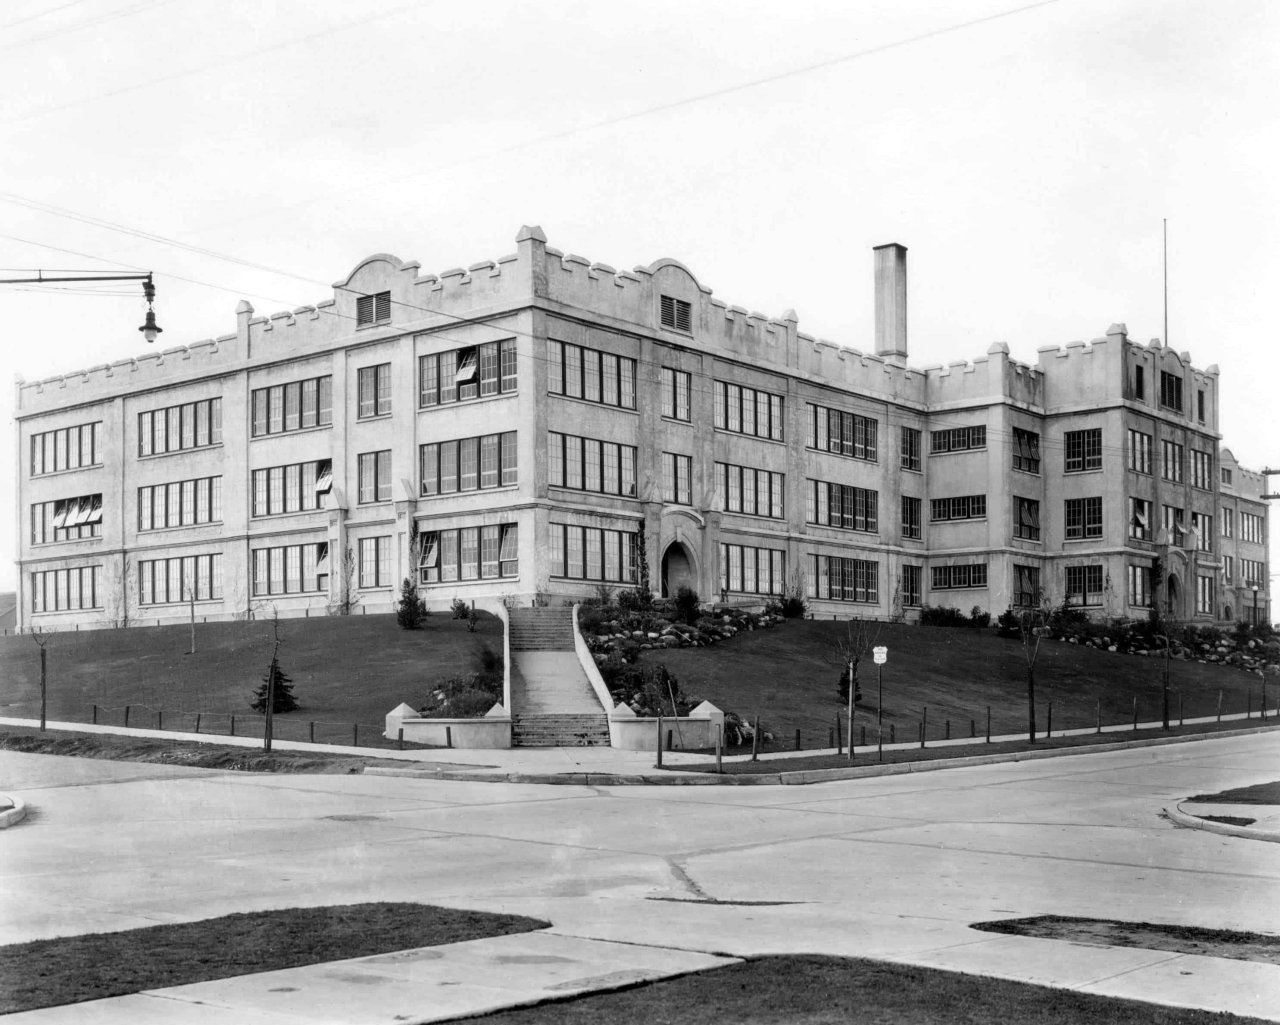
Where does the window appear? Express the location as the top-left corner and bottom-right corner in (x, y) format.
(139, 476), (222, 530)
(931, 564), (988, 590)
(549, 524), (634, 582)
(1221, 507), (1234, 538)
(1134, 364), (1145, 400)
(423, 433), (518, 495)
(716, 382), (784, 440)
(807, 480), (878, 532)
(900, 426), (921, 471)
(717, 463), (784, 518)
(356, 291), (391, 326)
(138, 554), (222, 604)
(31, 494), (103, 543)
(719, 544), (786, 596)
(252, 542), (329, 596)
(1197, 389), (1206, 424)
(1242, 559), (1265, 587)
(420, 340), (516, 407)
(1241, 511), (1264, 544)
(1012, 564), (1040, 607)
(1223, 555), (1234, 584)
(662, 453), (692, 505)
(1012, 428), (1041, 474)
(250, 377), (330, 437)
(358, 450), (392, 504)
(547, 340), (635, 409)
(1191, 511), (1213, 552)
(1191, 450), (1212, 490)
(929, 494), (987, 522)
(358, 536), (391, 588)
(1194, 574), (1214, 614)
(902, 564), (922, 607)
(1128, 497), (1152, 541)
(1163, 505), (1185, 547)
(31, 566), (101, 612)
(1064, 429), (1102, 472)
(807, 405), (878, 462)
(251, 461), (330, 516)
(1127, 429), (1152, 474)
(1013, 497), (1041, 541)
(1065, 565), (1104, 606)
(1128, 563), (1152, 608)
(139, 398), (222, 455)
(660, 294), (692, 332)
(1161, 440), (1184, 483)
(901, 496), (922, 540)
(419, 524), (519, 583)
(30, 422), (101, 476)
(1064, 497), (1103, 540)
(357, 364), (391, 418)
(661, 367), (691, 421)
(809, 556), (879, 603)
(930, 425), (986, 453)
(1160, 371), (1183, 411)
(549, 433), (634, 497)
(1221, 467), (1233, 487)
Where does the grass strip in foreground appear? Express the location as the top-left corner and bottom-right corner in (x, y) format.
(458, 954), (1272, 1025)
(1186, 780), (1280, 805)
(0, 903), (548, 1014)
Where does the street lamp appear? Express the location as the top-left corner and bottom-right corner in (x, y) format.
(1253, 584), (1260, 627)
(0, 271), (162, 340)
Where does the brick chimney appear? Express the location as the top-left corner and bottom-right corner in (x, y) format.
(873, 243), (908, 362)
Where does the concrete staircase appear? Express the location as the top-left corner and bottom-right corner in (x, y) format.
(507, 608), (610, 747)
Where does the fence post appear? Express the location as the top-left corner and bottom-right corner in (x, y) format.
(1179, 692), (1184, 727)
(986, 706), (991, 743)
(751, 716), (760, 762)
(309, 721), (315, 744)
(124, 705), (130, 728)
(828, 727), (834, 749)
(970, 719), (975, 738)
(1217, 689), (1223, 723)
(1248, 690), (1252, 719)
(157, 710), (162, 731)
(716, 724), (723, 774)
(945, 720), (950, 741)
(230, 714), (235, 736)
(667, 729), (674, 752)
(92, 704), (97, 725)
(353, 723), (358, 746)
(1046, 701), (1052, 740)
(656, 714), (663, 768)
(1132, 696), (1138, 731)
(195, 713), (201, 733)
(835, 714), (842, 755)
(921, 707), (927, 748)
(795, 728), (801, 751)
(1096, 698), (1101, 734)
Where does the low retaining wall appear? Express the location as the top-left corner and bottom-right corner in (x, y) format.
(610, 702), (724, 751)
(384, 708), (512, 749)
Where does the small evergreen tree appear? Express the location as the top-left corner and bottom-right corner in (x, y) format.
(397, 578), (428, 629)
(252, 655), (298, 714)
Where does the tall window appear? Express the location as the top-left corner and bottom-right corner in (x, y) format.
(423, 433), (517, 495)
(31, 422), (101, 476)
(420, 524), (518, 583)
(1221, 507), (1234, 538)
(1129, 497), (1152, 541)
(1128, 563), (1152, 608)
(1242, 559), (1265, 587)
(252, 461), (331, 516)
(1065, 565), (1103, 606)
(139, 398), (222, 455)
(1163, 505), (1185, 546)
(1064, 429), (1102, 472)
(1160, 371), (1183, 411)
(357, 363), (391, 418)
(138, 554), (222, 604)
(807, 481), (878, 532)
(660, 295), (692, 332)
(251, 377), (331, 437)
(1241, 511), (1264, 543)
(139, 476), (222, 530)
(807, 405), (878, 462)
(1012, 428), (1040, 474)
(1014, 565), (1040, 607)
(901, 496), (922, 540)
(720, 544), (786, 596)
(1223, 555), (1234, 584)
(661, 367), (691, 421)
(358, 451), (392, 504)
(420, 340), (517, 406)
(253, 542), (330, 596)
(1197, 390), (1206, 424)
(716, 382), (784, 440)
(931, 564), (987, 589)
(1064, 497), (1103, 539)
(549, 524), (634, 582)
(356, 291), (391, 326)
(900, 426), (921, 471)
(902, 564), (922, 606)
(1191, 511), (1213, 552)
(1013, 497), (1041, 541)
(358, 536), (391, 587)
(31, 494), (103, 543)
(1196, 575), (1214, 615)
(1161, 440), (1184, 483)
(547, 340), (635, 409)
(809, 556), (879, 603)
(662, 453), (692, 505)
(1191, 450), (1212, 490)
(1127, 429), (1152, 474)
(717, 463), (784, 518)
(1133, 364), (1145, 400)
(930, 495), (986, 522)
(930, 425), (985, 453)
(31, 566), (101, 612)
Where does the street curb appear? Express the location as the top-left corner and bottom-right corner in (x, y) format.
(0, 795), (27, 828)
(1165, 803), (1280, 843)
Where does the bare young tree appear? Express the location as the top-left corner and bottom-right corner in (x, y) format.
(328, 546), (360, 616)
(1017, 590), (1055, 744)
(185, 584), (198, 655)
(828, 618), (882, 758)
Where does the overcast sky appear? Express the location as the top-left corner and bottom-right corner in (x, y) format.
(1, 0), (1275, 595)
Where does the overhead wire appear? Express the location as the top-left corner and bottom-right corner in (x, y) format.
(0, 0), (181, 53)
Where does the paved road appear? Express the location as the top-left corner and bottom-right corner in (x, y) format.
(2, 733), (1278, 1021)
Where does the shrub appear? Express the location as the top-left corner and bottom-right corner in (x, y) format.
(396, 579), (428, 630)
(996, 607), (1021, 639)
(970, 606), (991, 629)
(1048, 601), (1089, 634)
(674, 585), (701, 625)
(251, 654), (298, 714)
(780, 595), (807, 618)
(450, 597), (469, 620)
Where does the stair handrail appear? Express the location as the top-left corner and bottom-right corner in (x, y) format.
(571, 603), (615, 716)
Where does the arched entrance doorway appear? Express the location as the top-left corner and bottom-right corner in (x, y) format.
(661, 542), (695, 597)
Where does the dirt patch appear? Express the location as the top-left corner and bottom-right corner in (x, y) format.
(1186, 781), (1280, 805)
(1200, 814), (1257, 827)
(973, 916), (1280, 965)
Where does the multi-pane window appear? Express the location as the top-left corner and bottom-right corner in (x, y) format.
(1064, 497), (1103, 539)
(930, 495), (987, 522)
(358, 536), (392, 588)
(357, 364), (392, 418)
(139, 476), (222, 530)
(1161, 440), (1184, 482)
(1222, 507), (1234, 538)
(662, 453), (692, 505)
(1190, 450), (1212, 490)
(807, 405), (878, 461)
(1128, 563), (1152, 608)
(716, 382), (784, 440)
(251, 377), (331, 437)
(1223, 555), (1234, 584)
(1013, 497), (1041, 541)
(1163, 505), (1185, 546)
(717, 464), (784, 518)
(1242, 559), (1265, 587)
(31, 566), (101, 612)
(424, 433), (518, 495)
(1014, 564), (1040, 607)
(420, 340), (517, 406)
(356, 291), (391, 326)
(31, 422), (101, 476)
(252, 542), (329, 596)
(902, 564), (922, 606)
(810, 556), (879, 603)
(900, 426), (921, 471)
(252, 461), (331, 516)
(1197, 575), (1214, 615)
(139, 398), (222, 455)
(548, 433), (634, 496)
(660, 295), (692, 332)
(31, 494), (102, 543)
(661, 367), (691, 421)
(1012, 428), (1041, 474)
(719, 544), (786, 596)
(138, 554), (222, 604)
(1065, 565), (1104, 606)
(1191, 512), (1213, 552)
(807, 481), (878, 532)
(1064, 429), (1102, 472)
(1241, 511), (1264, 544)
(931, 564), (987, 589)
(1129, 497), (1152, 541)
(547, 340), (635, 409)
(930, 425), (986, 453)
(420, 524), (519, 583)
(1133, 364), (1145, 400)
(901, 496), (922, 540)
(1160, 371), (1183, 411)
(358, 451), (392, 504)
(1221, 467), (1233, 487)
(549, 524), (635, 582)
(1197, 390), (1206, 423)
(1127, 429), (1152, 474)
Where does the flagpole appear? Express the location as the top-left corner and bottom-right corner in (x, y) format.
(1163, 218), (1168, 346)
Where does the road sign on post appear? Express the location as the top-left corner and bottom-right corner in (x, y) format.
(873, 646), (888, 665)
